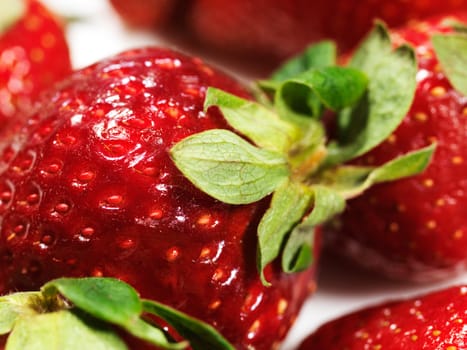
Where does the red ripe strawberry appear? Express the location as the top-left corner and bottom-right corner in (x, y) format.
(0, 47), (317, 350)
(325, 14), (467, 280)
(0, 0), (71, 128)
(298, 285), (467, 349)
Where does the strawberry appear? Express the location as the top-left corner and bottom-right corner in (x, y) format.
(325, 14), (467, 281)
(0, 29), (432, 347)
(0, 0), (71, 129)
(298, 285), (467, 349)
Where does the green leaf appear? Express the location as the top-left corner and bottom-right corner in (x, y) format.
(0, 0), (25, 34)
(275, 67), (368, 123)
(0, 293), (40, 335)
(266, 41), (337, 86)
(43, 278), (142, 326)
(170, 129), (289, 204)
(204, 88), (300, 153)
(282, 186), (345, 273)
(43, 278), (186, 350)
(6, 310), (127, 350)
(142, 300), (234, 350)
(257, 180), (313, 285)
(321, 144), (435, 199)
(432, 33), (467, 96)
(350, 21), (392, 72)
(327, 42), (417, 165)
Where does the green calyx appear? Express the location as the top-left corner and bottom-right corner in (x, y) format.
(432, 32), (467, 96)
(170, 22), (435, 285)
(0, 277), (235, 350)
(0, 0), (25, 34)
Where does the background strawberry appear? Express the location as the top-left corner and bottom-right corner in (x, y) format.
(325, 14), (467, 281)
(0, 0), (71, 129)
(108, 0), (467, 67)
(298, 285), (467, 349)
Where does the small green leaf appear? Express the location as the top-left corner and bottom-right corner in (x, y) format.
(327, 43), (417, 165)
(366, 143), (435, 183)
(204, 88), (300, 153)
(171, 129), (289, 205)
(267, 41), (337, 85)
(350, 21), (392, 72)
(124, 318), (187, 350)
(143, 300), (234, 350)
(275, 67), (368, 123)
(0, 292), (40, 335)
(432, 33), (467, 96)
(6, 310), (127, 350)
(257, 180), (313, 285)
(0, 0), (25, 34)
(282, 186), (345, 273)
(43, 278), (186, 350)
(43, 277), (142, 326)
(321, 144), (435, 198)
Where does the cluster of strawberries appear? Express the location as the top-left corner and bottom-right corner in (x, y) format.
(0, 0), (467, 349)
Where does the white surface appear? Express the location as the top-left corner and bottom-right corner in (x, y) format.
(40, 1), (467, 349)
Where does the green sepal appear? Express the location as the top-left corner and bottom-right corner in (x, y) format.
(262, 40), (337, 89)
(282, 186), (345, 273)
(43, 278), (187, 350)
(257, 180), (313, 285)
(204, 87), (300, 154)
(0, 0), (25, 34)
(326, 33), (417, 165)
(274, 66), (368, 126)
(6, 310), (128, 350)
(432, 33), (467, 96)
(320, 144), (435, 199)
(142, 300), (235, 350)
(170, 129), (289, 205)
(0, 292), (41, 335)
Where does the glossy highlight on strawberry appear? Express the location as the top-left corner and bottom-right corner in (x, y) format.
(0, 47), (316, 350)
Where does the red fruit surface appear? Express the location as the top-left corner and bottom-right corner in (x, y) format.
(0, 0), (71, 129)
(325, 14), (467, 281)
(298, 285), (467, 349)
(189, 0), (467, 62)
(0, 47), (316, 349)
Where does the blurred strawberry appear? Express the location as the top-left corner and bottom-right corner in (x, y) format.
(0, 0), (71, 129)
(112, 0), (459, 65)
(325, 14), (467, 281)
(299, 285), (467, 349)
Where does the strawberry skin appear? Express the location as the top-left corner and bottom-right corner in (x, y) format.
(0, 47), (316, 349)
(325, 14), (467, 280)
(299, 285), (467, 349)
(0, 0), (71, 128)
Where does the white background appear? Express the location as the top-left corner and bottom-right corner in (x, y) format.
(39, 1), (467, 349)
